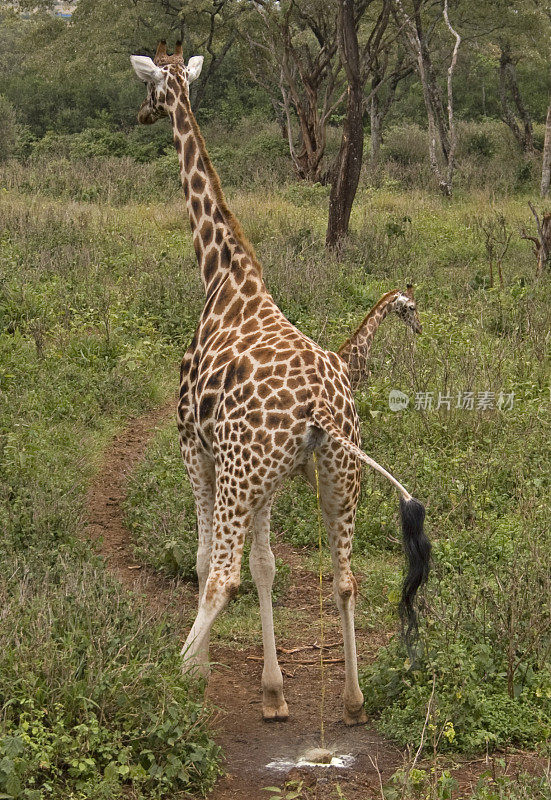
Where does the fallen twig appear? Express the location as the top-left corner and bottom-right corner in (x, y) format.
(277, 641), (340, 654)
(247, 655), (345, 665)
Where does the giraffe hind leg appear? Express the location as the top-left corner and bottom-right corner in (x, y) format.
(181, 476), (249, 677)
(250, 501), (288, 721)
(307, 453), (367, 725)
(179, 435), (215, 668)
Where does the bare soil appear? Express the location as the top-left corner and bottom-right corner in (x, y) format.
(85, 406), (546, 800)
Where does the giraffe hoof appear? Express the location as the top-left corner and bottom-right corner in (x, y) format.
(262, 699), (289, 722)
(343, 705), (368, 726)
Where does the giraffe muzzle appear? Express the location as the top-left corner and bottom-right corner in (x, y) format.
(137, 105), (157, 125)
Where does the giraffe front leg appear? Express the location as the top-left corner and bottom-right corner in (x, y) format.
(250, 502), (288, 722)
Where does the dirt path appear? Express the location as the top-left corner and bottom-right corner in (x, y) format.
(85, 404), (405, 797)
(85, 406), (540, 799)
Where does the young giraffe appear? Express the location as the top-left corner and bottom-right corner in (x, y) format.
(131, 42), (430, 725)
(339, 285), (422, 391)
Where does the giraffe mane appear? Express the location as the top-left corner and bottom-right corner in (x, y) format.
(179, 84), (263, 278)
(337, 290), (399, 355)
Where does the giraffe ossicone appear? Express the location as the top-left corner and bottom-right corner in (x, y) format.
(131, 43), (431, 725)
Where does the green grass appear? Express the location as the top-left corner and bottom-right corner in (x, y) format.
(1, 129), (550, 796)
(0, 191), (219, 798)
(112, 179), (550, 757)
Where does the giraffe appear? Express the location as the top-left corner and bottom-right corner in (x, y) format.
(338, 285), (422, 391)
(131, 42), (430, 725)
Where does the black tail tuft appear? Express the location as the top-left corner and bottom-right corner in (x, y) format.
(398, 496), (431, 660)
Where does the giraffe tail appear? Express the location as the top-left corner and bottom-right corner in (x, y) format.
(310, 405), (431, 655)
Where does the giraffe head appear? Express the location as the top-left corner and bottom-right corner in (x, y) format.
(394, 284), (422, 334)
(130, 41), (203, 124)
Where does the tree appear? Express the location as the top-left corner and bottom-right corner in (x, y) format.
(326, 0), (392, 247)
(245, 0), (344, 182)
(541, 97), (551, 196)
(460, 0), (546, 154)
(521, 203), (551, 277)
(394, 0), (461, 197)
(498, 42), (534, 154)
(368, 45), (412, 170)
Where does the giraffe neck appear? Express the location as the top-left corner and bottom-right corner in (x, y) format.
(169, 85), (263, 297)
(337, 291), (400, 389)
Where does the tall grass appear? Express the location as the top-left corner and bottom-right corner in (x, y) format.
(0, 192), (218, 798)
(100, 175), (550, 755)
(1, 122), (549, 794)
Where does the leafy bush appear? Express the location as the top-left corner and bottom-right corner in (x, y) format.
(469, 767), (551, 800)
(29, 123), (174, 165)
(382, 124), (428, 166)
(0, 192), (220, 798)
(0, 561), (220, 799)
(361, 520), (551, 753)
(464, 129), (496, 159)
(208, 122), (292, 186)
(0, 94), (18, 161)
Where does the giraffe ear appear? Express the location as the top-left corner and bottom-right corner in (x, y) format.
(187, 56), (204, 84)
(130, 55), (164, 85)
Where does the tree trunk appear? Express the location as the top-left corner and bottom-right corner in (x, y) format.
(294, 104), (326, 182)
(538, 213), (551, 275)
(397, 0), (459, 197)
(369, 95), (382, 170)
(326, 0), (364, 248)
(499, 45), (534, 153)
(541, 100), (551, 197)
(521, 203), (551, 277)
(368, 50), (411, 174)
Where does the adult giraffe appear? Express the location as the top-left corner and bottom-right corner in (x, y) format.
(339, 285), (422, 391)
(131, 42), (430, 725)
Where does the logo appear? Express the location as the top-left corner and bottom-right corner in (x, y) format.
(389, 390), (409, 412)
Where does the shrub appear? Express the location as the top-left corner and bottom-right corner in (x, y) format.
(382, 124), (427, 166)
(206, 120), (292, 186)
(28, 123), (174, 165)
(0, 192), (220, 798)
(360, 520), (551, 753)
(0, 559), (220, 799)
(464, 129), (495, 159)
(0, 94), (18, 161)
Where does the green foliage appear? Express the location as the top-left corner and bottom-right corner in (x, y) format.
(0, 94), (18, 161)
(383, 124), (428, 166)
(0, 191), (219, 798)
(469, 768), (551, 800)
(208, 120), (292, 187)
(361, 519), (551, 752)
(125, 425), (201, 578)
(383, 756), (551, 800)
(262, 781), (310, 800)
(464, 129), (496, 159)
(383, 766), (458, 800)
(29, 120), (174, 164)
(0, 584), (220, 798)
